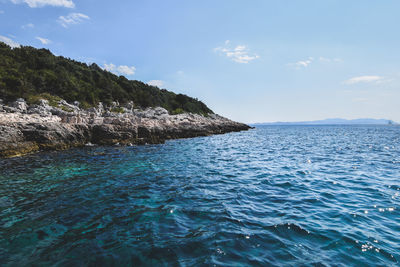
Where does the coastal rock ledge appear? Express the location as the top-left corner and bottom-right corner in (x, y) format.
(0, 99), (250, 158)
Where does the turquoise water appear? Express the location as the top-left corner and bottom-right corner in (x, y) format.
(0, 125), (399, 266)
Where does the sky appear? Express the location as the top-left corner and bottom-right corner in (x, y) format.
(1, 0), (400, 123)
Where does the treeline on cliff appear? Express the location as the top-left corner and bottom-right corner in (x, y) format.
(0, 42), (213, 115)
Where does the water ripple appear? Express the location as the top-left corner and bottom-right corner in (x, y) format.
(0, 125), (399, 265)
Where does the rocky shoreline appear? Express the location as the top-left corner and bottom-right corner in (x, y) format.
(0, 98), (251, 158)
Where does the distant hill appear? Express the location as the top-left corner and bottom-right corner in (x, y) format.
(254, 118), (398, 125)
(0, 42), (212, 115)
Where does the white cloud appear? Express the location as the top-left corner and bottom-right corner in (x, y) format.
(288, 57), (314, 69)
(0, 10), (4, 14)
(117, 65), (136, 76)
(21, 23), (34, 29)
(0, 35), (20, 48)
(214, 40), (259, 64)
(35, 36), (51, 44)
(344, 75), (384, 85)
(287, 57), (343, 69)
(147, 80), (164, 87)
(10, 0), (74, 8)
(319, 57), (330, 62)
(103, 63), (136, 76)
(288, 56), (342, 69)
(58, 13), (89, 28)
(103, 63), (116, 72)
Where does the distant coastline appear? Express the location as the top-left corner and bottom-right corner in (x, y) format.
(252, 118), (398, 126)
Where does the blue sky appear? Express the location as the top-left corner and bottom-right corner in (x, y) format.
(1, 0), (399, 123)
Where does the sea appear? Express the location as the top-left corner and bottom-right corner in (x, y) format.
(0, 125), (399, 266)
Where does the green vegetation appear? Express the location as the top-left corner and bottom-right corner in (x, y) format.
(0, 42), (213, 115)
(172, 108), (184, 115)
(60, 106), (74, 112)
(26, 93), (62, 107)
(111, 107), (125, 114)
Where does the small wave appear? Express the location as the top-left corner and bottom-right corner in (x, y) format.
(1, 125), (399, 265)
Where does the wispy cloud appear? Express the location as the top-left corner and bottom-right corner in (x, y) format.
(214, 40), (259, 64)
(0, 35), (20, 48)
(288, 56), (342, 69)
(344, 75), (385, 85)
(10, 0), (74, 8)
(58, 13), (89, 28)
(288, 57), (314, 68)
(21, 23), (34, 29)
(147, 80), (164, 87)
(103, 63), (136, 76)
(0, 10), (4, 14)
(35, 36), (51, 44)
(319, 57), (342, 63)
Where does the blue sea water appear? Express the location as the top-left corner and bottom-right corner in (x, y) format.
(0, 125), (399, 266)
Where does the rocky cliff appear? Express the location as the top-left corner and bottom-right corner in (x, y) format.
(0, 98), (250, 158)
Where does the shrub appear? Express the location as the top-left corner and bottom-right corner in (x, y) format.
(111, 107), (125, 114)
(60, 106), (73, 112)
(172, 108), (184, 115)
(26, 93), (62, 107)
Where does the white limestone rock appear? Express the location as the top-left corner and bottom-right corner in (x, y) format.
(10, 98), (27, 113)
